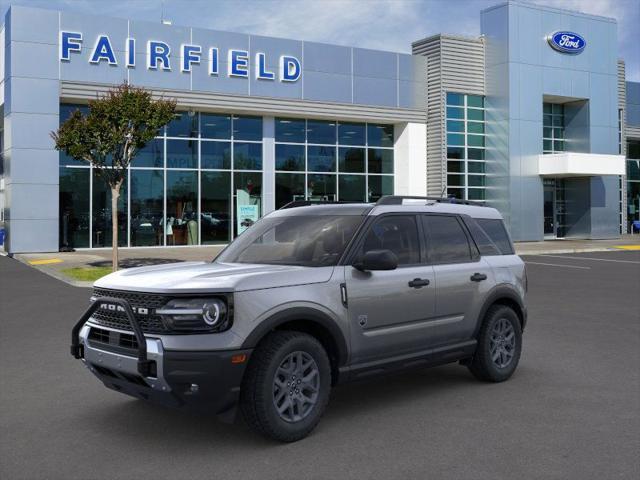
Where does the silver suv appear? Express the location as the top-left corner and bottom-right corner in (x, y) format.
(71, 196), (527, 442)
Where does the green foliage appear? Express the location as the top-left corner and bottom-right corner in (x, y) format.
(61, 266), (113, 282)
(52, 83), (176, 187)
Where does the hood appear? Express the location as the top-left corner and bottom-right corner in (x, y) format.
(93, 261), (334, 293)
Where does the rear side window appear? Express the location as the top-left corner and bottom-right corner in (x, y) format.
(463, 218), (501, 256)
(476, 218), (514, 255)
(423, 215), (472, 264)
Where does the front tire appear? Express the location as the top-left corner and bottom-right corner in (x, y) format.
(468, 305), (522, 382)
(240, 331), (331, 442)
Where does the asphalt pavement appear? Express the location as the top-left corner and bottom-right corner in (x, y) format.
(1, 251), (639, 479)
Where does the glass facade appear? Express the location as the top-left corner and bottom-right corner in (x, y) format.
(57, 106), (394, 248)
(627, 140), (640, 232)
(58, 105), (263, 248)
(274, 118), (394, 209)
(445, 92), (486, 200)
(543, 103), (565, 154)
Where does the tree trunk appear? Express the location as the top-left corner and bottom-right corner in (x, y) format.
(111, 183), (121, 272)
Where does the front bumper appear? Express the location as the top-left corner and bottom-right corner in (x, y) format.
(77, 323), (252, 417)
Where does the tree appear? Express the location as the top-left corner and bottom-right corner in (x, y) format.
(52, 83), (176, 271)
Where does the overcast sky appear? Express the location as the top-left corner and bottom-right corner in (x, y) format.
(1, 0), (638, 80)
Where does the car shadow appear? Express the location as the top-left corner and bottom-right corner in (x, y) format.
(77, 364), (480, 447)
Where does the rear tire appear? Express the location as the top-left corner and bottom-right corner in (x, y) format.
(468, 305), (522, 382)
(240, 331), (331, 442)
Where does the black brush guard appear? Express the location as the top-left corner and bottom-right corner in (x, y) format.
(70, 297), (153, 377)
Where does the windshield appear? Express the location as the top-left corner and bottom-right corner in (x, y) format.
(216, 215), (365, 267)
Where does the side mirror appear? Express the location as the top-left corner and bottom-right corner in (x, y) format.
(353, 249), (398, 272)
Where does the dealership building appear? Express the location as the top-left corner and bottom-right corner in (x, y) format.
(1, 1), (639, 252)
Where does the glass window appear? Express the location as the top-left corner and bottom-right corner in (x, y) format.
(628, 140), (640, 159)
(467, 122), (484, 134)
(477, 218), (514, 254)
(464, 218), (500, 256)
(167, 111), (198, 138)
(367, 124), (394, 147)
(130, 169), (164, 247)
(543, 103), (552, 114)
(423, 215), (472, 264)
(368, 148), (394, 174)
(447, 187), (464, 199)
(234, 142), (262, 170)
(307, 120), (336, 144)
(552, 115), (563, 127)
(338, 147), (365, 173)
(60, 103), (89, 122)
(360, 215), (420, 265)
(233, 115), (262, 141)
(368, 175), (393, 202)
(92, 170), (127, 248)
(307, 145), (336, 172)
(166, 139), (197, 169)
(468, 175), (485, 187)
(447, 161), (464, 173)
(275, 144), (305, 171)
(201, 171), (231, 244)
(447, 133), (465, 146)
(447, 147), (464, 159)
(467, 188), (486, 200)
(446, 92), (464, 106)
(468, 148), (484, 160)
(59, 167), (90, 248)
(338, 122), (366, 146)
(447, 174), (465, 186)
(307, 174), (336, 201)
(467, 95), (484, 108)
(234, 172), (262, 236)
(446, 106), (464, 119)
(166, 171), (198, 245)
(339, 175), (366, 202)
(554, 140), (564, 152)
(447, 120), (464, 133)
(543, 127), (553, 138)
(275, 118), (306, 143)
(467, 109), (484, 121)
(467, 134), (485, 147)
(217, 215), (364, 267)
(275, 173), (305, 209)
(201, 113), (231, 139)
(135, 139), (164, 168)
(468, 162), (485, 173)
(201, 141), (231, 169)
(627, 159), (640, 181)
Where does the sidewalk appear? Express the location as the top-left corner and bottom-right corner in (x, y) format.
(8, 235), (640, 287)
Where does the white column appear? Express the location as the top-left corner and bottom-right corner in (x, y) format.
(393, 122), (427, 196)
(262, 116), (276, 214)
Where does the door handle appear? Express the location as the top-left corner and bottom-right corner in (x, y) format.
(470, 272), (487, 282)
(408, 278), (430, 288)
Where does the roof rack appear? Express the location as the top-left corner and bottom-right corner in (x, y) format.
(376, 195), (485, 206)
(279, 200), (360, 210)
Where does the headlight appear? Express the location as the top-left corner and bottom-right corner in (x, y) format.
(156, 298), (229, 332)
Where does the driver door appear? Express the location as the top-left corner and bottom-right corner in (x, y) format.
(345, 214), (436, 364)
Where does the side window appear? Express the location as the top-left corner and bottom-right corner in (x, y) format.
(463, 217), (501, 256)
(423, 215), (472, 264)
(476, 218), (514, 255)
(359, 215), (420, 265)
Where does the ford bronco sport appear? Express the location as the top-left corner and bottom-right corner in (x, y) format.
(71, 195), (527, 442)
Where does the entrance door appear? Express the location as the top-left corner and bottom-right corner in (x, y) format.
(543, 178), (566, 238)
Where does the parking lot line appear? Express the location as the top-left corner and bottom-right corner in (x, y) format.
(538, 254), (640, 264)
(613, 245), (640, 251)
(525, 261), (591, 269)
(28, 258), (63, 265)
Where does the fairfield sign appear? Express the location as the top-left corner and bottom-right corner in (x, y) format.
(59, 31), (302, 82)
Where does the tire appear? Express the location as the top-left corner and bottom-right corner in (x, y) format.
(468, 305), (522, 382)
(240, 331), (331, 442)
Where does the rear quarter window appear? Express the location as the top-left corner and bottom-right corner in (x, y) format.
(476, 218), (514, 255)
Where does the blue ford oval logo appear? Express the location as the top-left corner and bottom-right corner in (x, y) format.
(547, 31), (586, 54)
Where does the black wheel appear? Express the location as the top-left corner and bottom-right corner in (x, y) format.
(468, 305), (522, 382)
(240, 331), (331, 442)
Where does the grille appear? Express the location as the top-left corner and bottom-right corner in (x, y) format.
(90, 288), (169, 334)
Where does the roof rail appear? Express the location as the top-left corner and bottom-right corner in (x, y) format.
(279, 200), (359, 210)
(376, 195), (485, 206)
